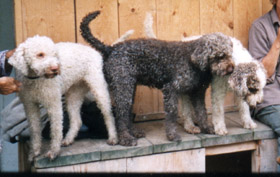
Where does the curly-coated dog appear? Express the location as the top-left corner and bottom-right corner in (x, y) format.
(144, 13), (266, 135)
(179, 36), (267, 135)
(8, 35), (118, 161)
(80, 11), (235, 146)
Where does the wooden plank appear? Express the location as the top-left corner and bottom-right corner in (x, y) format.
(262, 0), (273, 15)
(36, 158), (127, 172)
(118, 0), (156, 38)
(200, 0), (233, 36)
(233, 0), (262, 47)
(252, 139), (278, 172)
(206, 141), (257, 156)
(127, 149), (205, 173)
(18, 142), (31, 172)
(14, 0), (23, 46)
(19, 0), (75, 43)
(76, 0), (118, 44)
(156, 0), (200, 40)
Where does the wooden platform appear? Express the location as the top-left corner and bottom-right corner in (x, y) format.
(19, 112), (278, 173)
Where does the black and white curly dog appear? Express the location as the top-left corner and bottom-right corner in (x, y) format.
(80, 11), (235, 146)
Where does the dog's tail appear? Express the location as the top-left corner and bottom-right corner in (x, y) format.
(80, 11), (112, 58)
(144, 12), (157, 38)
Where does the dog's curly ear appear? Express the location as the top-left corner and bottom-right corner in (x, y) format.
(190, 40), (209, 71)
(8, 43), (28, 76)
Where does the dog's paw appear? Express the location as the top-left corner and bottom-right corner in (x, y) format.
(167, 133), (182, 142)
(243, 121), (257, 129)
(61, 138), (74, 147)
(214, 123), (228, 135)
(107, 137), (118, 145)
(45, 150), (60, 160)
(184, 125), (201, 134)
(119, 132), (137, 146)
(131, 128), (146, 138)
(28, 149), (41, 162)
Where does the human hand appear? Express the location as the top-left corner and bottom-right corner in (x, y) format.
(0, 77), (21, 95)
(5, 49), (15, 58)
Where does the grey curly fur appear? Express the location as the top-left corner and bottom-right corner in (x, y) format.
(80, 11), (234, 146)
(229, 62), (265, 99)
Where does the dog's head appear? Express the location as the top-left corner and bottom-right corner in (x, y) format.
(9, 35), (60, 79)
(228, 61), (267, 107)
(191, 32), (234, 76)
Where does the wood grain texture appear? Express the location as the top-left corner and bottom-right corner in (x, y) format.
(262, 0), (273, 14)
(233, 0), (262, 47)
(18, 0), (75, 43)
(127, 149), (205, 173)
(76, 0), (118, 44)
(200, 0), (233, 36)
(156, 0), (200, 40)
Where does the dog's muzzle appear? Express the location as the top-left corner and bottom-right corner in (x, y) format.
(44, 65), (61, 78)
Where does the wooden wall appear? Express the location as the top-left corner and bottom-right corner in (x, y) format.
(14, 0), (273, 116)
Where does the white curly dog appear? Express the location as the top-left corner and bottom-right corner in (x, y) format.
(144, 13), (267, 135)
(9, 35), (118, 161)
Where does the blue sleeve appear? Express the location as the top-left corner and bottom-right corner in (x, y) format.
(0, 50), (12, 76)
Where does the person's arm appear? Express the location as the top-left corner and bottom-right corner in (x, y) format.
(0, 49), (21, 95)
(248, 23), (279, 78)
(261, 28), (280, 77)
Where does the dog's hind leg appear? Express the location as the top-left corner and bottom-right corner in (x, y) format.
(236, 96), (257, 129)
(62, 83), (88, 146)
(190, 88), (215, 134)
(179, 94), (201, 134)
(162, 85), (181, 142)
(23, 101), (42, 161)
(109, 73), (138, 146)
(85, 74), (118, 145)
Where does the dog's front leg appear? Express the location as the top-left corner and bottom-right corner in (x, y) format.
(236, 96), (257, 129)
(162, 86), (181, 142)
(211, 76), (228, 135)
(23, 101), (42, 161)
(44, 97), (63, 160)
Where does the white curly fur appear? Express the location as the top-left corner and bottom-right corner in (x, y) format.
(9, 35), (118, 161)
(144, 13), (266, 135)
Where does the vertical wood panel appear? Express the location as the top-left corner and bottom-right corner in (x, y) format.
(233, 0), (262, 47)
(18, 0), (75, 43)
(157, 0), (200, 40)
(118, 0), (156, 38)
(200, 0), (233, 35)
(262, 0), (273, 15)
(14, 0), (23, 46)
(118, 0), (163, 115)
(76, 0), (118, 44)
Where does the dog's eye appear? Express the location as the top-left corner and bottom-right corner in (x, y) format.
(37, 53), (45, 58)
